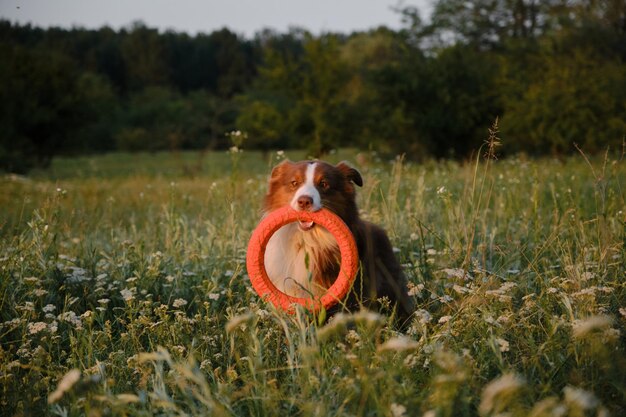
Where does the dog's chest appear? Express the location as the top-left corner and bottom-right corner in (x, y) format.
(264, 223), (340, 298)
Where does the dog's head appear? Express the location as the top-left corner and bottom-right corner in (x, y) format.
(264, 160), (363, 229)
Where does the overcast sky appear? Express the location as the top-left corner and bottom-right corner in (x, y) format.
(0, 0), (431, 38)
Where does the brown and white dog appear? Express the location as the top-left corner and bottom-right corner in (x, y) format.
(263, 159), (415, 324)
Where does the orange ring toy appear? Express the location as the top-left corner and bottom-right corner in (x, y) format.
(246, 206), (359, 313)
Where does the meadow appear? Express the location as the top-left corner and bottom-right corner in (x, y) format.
(1, 147), (625, 416)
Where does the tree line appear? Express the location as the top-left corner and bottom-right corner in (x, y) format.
(1, 0), (625, 173)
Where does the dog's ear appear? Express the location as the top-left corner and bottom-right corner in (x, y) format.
(269, 159), (292, 182)
(336, 161), (363, 187)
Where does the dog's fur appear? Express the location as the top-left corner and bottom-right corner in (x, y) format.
(263, 160), (415, 324)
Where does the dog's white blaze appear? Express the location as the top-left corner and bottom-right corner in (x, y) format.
(290, 162), (321, 211)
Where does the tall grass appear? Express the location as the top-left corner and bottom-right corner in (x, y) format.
(1, 148), (624, 416)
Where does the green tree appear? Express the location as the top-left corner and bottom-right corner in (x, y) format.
(120, 22), (169, 91)
(238, 29), (350, 155)
(235, 97), (289, 151)
(93, 27), (127, 92)
(338, 28), (425, 154)
(0, 43), (84, 172)
(209, 28), (257, 97)
(339, 28), (500, 159)
(501, 48), (626, 154)
(116, 87), (237, 152)
(72, 72), (120, 153)
(425, 0), (566, 48)
(298, 34), (351, 155)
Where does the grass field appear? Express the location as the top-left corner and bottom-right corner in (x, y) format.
(1, 148), (625, 416)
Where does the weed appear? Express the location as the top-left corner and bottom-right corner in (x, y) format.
(1, 149), (624, 416)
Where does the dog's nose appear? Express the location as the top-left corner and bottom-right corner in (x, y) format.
(297, 195), (313, 211)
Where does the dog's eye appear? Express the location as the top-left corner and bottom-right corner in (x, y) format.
(290, 180), (299, 188)
(319, 180), (329, 190)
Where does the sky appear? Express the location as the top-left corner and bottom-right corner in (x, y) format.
(0, 0), (430, 38)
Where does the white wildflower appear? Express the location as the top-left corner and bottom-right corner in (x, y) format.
(66, 267), (90, 283)
(441, 268), (472, 280)
(200, 359), (211, 370)
(390, 403), (407, 417)
(208, 293), (220, 301)
(407, 282), (424, 297)
(17, 302), (35, 312)
(120, 288), (135, 302)
(438, 315), (452, 324)
(439, 295), (453, 303)
(256, 308), (270, 319)
(495, 337), (510, 352)
(58, 311), (83, 329)
(28, 322), (48, 335)
(485, 316), (497, 326)
(415, 309), (432, 324)
(42, 304), (56, 313)
(97, 298), (110, 305)
(33, 288), (48, 297)
(486, 282), (517, 302)
(172, 298), (188, 308)
(345, 330), (361, 347)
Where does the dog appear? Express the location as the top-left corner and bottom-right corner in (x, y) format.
(263, 159), (415, 324)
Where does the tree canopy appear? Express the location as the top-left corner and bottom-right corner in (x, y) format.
(2, 0), (625, 172)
